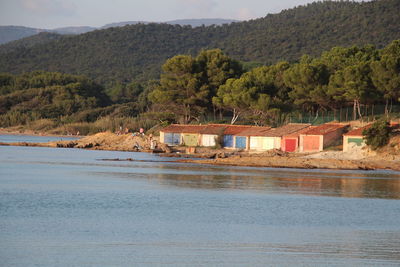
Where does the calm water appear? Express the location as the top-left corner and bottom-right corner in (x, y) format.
(1, 135), (400, 266)
(0, 134), (79, 143)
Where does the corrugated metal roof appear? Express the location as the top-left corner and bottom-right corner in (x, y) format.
(161, 123), (312, 137)
(161, 124), (206, 133)
(209, 124), (256, 135)
(343, 124), (371, 136)
(236, 126), (272, 136)
(284, 126), (316, 138)
(263, 123), (311, 137)
(302, 123), (348, 135)
(199, 125), (227, 135)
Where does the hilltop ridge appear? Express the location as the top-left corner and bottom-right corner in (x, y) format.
(0, 19), (238, 45)
(0, 0), (399, 84)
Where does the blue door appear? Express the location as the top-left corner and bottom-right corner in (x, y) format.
(223, 135), (233, 147)
(235, 136), (246, 149)
(165, 133), (181, 145)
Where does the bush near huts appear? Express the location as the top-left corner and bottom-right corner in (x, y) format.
(362, 119), (392, 150)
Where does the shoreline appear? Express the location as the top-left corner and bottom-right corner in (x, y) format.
(178, 156), (400, 172)
(1, 140), (399, 172)
(1, 131), (399, 172)
(0, 129), (83, 138)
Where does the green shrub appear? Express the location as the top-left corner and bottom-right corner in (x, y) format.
(363, 119), (392, 150)
(28, 119), (57, 131)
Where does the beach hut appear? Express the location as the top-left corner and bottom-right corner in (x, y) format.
(238, 127), (272, 151)
(281, 124), (313, 152)
(180, 125), (207, 146)
(160, 124), (184, 146)
(160, 124), (206, 146)
(299, 123), (348, 152)
(199, 125), (226, 147)
(219, 125), (255, 149)
(343, 125), (370, 152)
(263, 123), (311, 151)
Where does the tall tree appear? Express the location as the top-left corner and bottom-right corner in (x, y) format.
(329, 61), (379, 120)
(213, 65), (289, 125)
(283, 61), (330, 113)
(195, 49), (243, 118)
(148, 55), (208, 123)
(371, 40), (400, 115)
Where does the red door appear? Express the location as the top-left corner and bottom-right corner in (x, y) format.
(285, 138), (297, 152)
(303, 136), (320, 151)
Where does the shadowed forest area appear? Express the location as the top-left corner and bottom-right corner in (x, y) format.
(0, 0), (399, 134)
(0, 40), (399, 135)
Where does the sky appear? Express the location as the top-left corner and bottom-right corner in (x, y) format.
(0, 0), (364, 29)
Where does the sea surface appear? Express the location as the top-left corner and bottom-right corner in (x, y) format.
(1, 135), (400, 266)
(0, 134), (79, 143)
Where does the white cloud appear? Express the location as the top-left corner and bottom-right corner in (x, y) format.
(20, 0), (77, 16)
(236, 7), (256, 20)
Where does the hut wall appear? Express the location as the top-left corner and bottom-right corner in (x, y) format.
(182, 133), (199, 146)
(300, 135), (322, 152)
(249, 137), (275, 151)
(323, 128), (345, 148)
(160, 131), (165, 144)
(223, 135), (234, 148)
(273, 137), (282, 150)
(163, 132), (181, 146)
(282, 137), (298, 152)
(235, 136), (247, 149)
(201, 134), (217, 147)
(343, 136), (365, 152)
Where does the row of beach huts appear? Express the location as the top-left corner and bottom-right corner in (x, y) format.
(159, 123), (371, 153)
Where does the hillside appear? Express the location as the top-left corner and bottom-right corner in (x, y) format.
(0, 71), (111, 128)
(102, 19), (238, 28)
(0, 0), (399, 83)
(165, 18), (238, 27)
(0, 32), (63, 54)
(0, 26), (44, 44)
(0, 19), (238, 45)
(0, 25), (92, 45)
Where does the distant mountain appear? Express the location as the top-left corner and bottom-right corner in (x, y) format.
(100, 21), (147, 28)
(0, 0), (399, 84)
(0, 32), (63, 54)
(0, 19), (238, 45)
(0, 25), (94, 44)
(100, 19), (238, 28)
(0, 26), (44, 44)
(50, 26), (96, 35)
(165, 19), (238, 27)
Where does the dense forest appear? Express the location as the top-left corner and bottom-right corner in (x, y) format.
(1, 39), (399, 134)
(0, 19), (238, 45)
(0, 32), (63, 54)
(0, 0), (399, 85)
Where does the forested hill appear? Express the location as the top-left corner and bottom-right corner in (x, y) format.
(0, 0), (399, 84)
(0, 32), (63, 54)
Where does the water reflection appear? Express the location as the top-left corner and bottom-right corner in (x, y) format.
(148, 165), (400, 199)
(2, 145), (400, 266)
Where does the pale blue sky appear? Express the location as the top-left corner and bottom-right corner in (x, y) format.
(0, 0), (365, 29)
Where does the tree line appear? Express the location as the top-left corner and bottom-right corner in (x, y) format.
(149, 41), (400, 125)
(0, 0), (399, 84)
(0, 40), (399, 133)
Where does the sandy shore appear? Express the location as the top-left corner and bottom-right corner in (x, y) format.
(0, 131), (167, 152)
